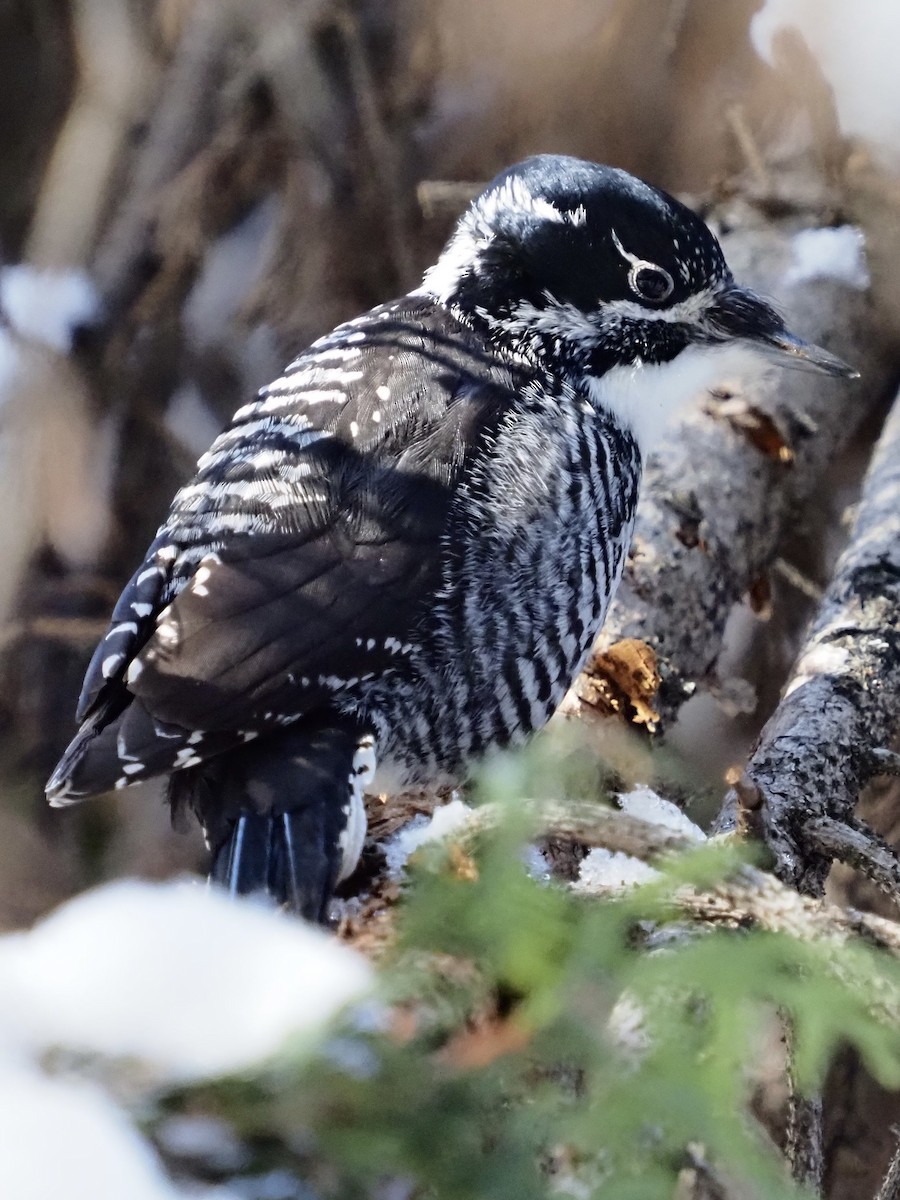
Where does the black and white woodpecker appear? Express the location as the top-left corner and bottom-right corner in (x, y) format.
(47, 155), (855, 921)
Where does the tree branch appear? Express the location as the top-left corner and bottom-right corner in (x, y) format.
(876, 1131), (900, 1200)
(718, 383), (900, 894)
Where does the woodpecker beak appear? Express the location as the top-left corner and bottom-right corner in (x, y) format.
(750, 327), (860, 378)
(706, 284), (859, 379)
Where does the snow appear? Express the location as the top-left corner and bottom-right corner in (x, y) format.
(574, 848), (660, 891)
(783, 227), (870, 290)
(0, 1066), (191, 1200)
(522, 844), (552, 882)
(606, 994), (650, 1060)
(784, 642), (851, 698)
(0, 880), (373, 1198)
(573, 788), (705, 893)
(383, 796), (474, 876)
(751, 1), (900, 168)
(0, 264), (99, 352)
(0, 878), (373, 1080)
(616, 786), (706, 842)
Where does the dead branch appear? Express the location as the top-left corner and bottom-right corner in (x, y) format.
(91, 0), (247, 310)
(25, 0), (158, 268)
(876, 1132), (900, 1200)
(567, 216), (895, 729)
(805, 816), (900, 905)
(787, 1090), (825, 1194)
(718, 383), (900, 895)
(783, 1016), (825, 1196)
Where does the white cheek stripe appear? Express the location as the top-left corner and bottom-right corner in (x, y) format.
(596, 288), (716, 327)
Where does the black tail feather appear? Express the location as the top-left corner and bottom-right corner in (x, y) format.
(182, 720), (370, 923)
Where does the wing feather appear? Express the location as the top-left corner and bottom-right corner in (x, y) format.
(63, 298), (519, 788)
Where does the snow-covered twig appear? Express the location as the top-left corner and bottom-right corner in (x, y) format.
(456, 796), (702, 861)
(408, 798), (900, 961)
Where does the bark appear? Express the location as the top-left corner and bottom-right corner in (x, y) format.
(876, 1138), (900, 1200)
(717, 384), (900, 895)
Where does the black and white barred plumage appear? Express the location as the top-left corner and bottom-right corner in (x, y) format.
(47, 156), (855, 921)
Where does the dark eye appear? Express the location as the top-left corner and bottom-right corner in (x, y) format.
(630, 264), (674, 303)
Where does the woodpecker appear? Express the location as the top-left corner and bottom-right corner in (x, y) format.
(47, 155), (855, 921)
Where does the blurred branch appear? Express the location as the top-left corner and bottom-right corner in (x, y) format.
(784, 1017), (825, 1197)
(805, 816), (900, 905)
(92, 0), (246, 309)
(334, 2), (417, 288)
(26, 0), (157, 267)
(876, 1132), (900, 1200)
(724, 104), (771, 193)
(458, 797), (698, 860)
(0, 616), (109, 655)
(417, 180), (481, 220)
(717, 383), (900, 895)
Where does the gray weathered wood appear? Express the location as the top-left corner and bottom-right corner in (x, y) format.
(720, 383), (900, 894)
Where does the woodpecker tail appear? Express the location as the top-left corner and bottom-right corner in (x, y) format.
(172, 721), (374, 924)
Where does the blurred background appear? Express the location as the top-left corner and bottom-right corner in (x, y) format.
(2, 0), (900, 936)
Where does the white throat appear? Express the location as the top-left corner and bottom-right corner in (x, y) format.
(586, 342), (769, 456)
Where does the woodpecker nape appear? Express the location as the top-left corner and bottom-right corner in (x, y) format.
(47, 155), (857, 923)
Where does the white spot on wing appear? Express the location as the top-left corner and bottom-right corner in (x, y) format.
(337, 735), (375, 882)
(110, 621), (138, 638)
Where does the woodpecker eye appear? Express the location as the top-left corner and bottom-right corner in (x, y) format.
(630, 264), (674, 303)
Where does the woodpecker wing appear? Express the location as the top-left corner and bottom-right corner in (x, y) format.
(53, 299), (518, 796)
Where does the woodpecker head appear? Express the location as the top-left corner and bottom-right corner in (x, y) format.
(421, 155), (856, 451)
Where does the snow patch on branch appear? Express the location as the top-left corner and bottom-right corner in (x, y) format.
(383, 796), (473, 876)
(574, 787), (705, 893)
(616, 786), (706, 842)
(784, 227), (870, 290)
(574, 848), (660, 891)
